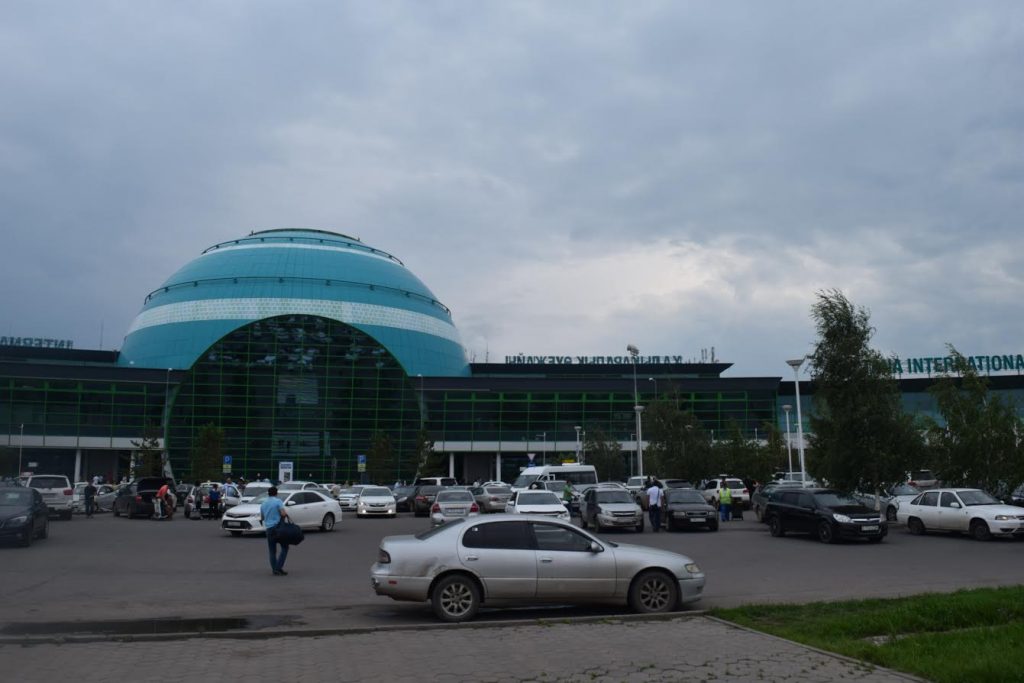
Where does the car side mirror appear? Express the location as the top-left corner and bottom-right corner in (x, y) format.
(589, 541), (604, 553)
(950, 502), (961, 509)
(285, 500), (296, 506)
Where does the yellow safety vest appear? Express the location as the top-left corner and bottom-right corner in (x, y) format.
(720, 487), (732, 504)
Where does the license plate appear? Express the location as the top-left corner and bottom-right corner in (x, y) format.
(226, 521), (242, 528)
(862, 525), (879, 532)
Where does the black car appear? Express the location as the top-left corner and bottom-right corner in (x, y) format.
(764, 488), (886, 544)
(113, 477), (174, 519)
(0, 487), (49, 547)
(663, 488), (718, 531)
(392, 485), (417, 512)
(411, 485), (442, 517)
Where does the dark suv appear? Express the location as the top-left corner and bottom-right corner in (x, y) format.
(764, 488), (886, 544)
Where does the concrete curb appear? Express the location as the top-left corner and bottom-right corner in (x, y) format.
(704, 615), (930, 683)
(0, 608), (708, 647)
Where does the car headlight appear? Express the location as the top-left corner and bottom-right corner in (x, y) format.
(558, 511), (570, 520)
(832, 513), (852, 523)
(684, 563), (701, 574)
(995, 515), (1012, 521)
(8, 515), (28, 525)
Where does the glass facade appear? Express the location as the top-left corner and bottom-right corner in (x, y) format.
(166, 315), (422, 483)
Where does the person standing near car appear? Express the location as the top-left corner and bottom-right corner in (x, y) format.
(646, 479), (663, 532)
(155, 482), (169, 520)
(84, 481), (97, 518)
(260, 486), (290, 576)
(208, 483), (222, 520)
(719, 484), (732, 522)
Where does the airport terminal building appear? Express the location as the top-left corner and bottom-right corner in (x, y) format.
(3, 229), (1022, 484)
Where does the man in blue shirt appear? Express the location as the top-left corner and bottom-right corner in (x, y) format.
(259, 487), (290, 576)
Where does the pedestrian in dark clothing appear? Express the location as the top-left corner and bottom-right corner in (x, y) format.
(84, 482), (97, 518)
(646, 479), (663, 532)
(208, 484), (222, 519)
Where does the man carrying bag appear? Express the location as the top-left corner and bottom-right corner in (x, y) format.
(259, 486), (296, 576)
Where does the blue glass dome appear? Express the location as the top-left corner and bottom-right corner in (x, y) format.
(118, 229), (469, 376)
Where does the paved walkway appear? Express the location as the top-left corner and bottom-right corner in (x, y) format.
(0, 615), (922, 682)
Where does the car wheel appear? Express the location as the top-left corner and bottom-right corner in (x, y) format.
(907, 517), (926, 535)
(114, 506), (121, 517)
(970, 519), (992, 541)
(885, 506), (897, 522)
(18, 528), (32, 547)
(628, 570), (678, 614)
(431, 574), (480, 623)
(635, 519), (645, 533)
(708, 519), (719, 532)
(321, 513), (336, 532)
(768, 515), (784, 537)
(229, 530), (242, 537)
(817, 521), (836, 544)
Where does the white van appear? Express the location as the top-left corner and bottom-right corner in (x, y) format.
(511, 465), (598, 491)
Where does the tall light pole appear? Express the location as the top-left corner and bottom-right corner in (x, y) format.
(537, 432), (547, 465)
(627, 344), (644, 477)
(18, 423), (24, 477)
(162, 368), (173, 477)
(782, 404), (793, 477)
(786, 358), (808, 487)
(648, 377), (658, 399)
(574, 425), (582, 464)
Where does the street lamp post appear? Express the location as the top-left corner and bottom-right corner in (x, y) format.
(782, 404), (793, 477)
(786, 358), (808, 487)
(648, 377), (658, 399)
(574, 425), (582, 464)
(18, 423), (24, 477)
(627, 344), (644, 477)
(537, 432), (547, 465)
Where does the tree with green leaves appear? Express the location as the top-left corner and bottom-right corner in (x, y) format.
(189, 423), (225, 482)
(414, 428), (448, 479)
(644, 399), (711, 481)
(583, 426), (626, 481)
(711, 420), (779, 484)
(365, 431), (396, 484)
(131, 422), (165, 478)
(924, 347), (1023, 495)
(807, 289), (922, 493)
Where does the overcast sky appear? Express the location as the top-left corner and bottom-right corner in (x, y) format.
(2, 1), (1022, 378)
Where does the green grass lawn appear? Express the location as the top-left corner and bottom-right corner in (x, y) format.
(712, 586), (1024, 683)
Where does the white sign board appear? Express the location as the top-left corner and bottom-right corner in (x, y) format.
(278, 461), (294, 483)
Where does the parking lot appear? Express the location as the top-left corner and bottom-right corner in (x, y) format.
(2, 507), (1022, 633)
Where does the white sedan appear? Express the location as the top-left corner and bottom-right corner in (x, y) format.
(896, 488), (1024, 541)
(221, 490), (342, 536)
(356, 486), (397, 518)
(505, 490), (570, 521)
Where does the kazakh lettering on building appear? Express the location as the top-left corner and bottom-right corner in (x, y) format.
(890, 354), (1024, 375)
(504, 354), (686, 365)
(0, 337), (75, 349)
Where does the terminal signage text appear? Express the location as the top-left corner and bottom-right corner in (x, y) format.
(505, 354), (687, 365)
(890, 353), (1023, 375)
(0, 336), (74, 349)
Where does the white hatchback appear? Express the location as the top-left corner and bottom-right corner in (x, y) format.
(896, 488), (1024, 541)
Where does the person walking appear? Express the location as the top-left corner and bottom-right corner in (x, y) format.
(84, 481), (97, 518)
(260, 486), (290, 575)
(646, 479), (663, 532)
(562, 481), (574, 514)
(154, 482), (168, 520)
(719, 484), (733, 522)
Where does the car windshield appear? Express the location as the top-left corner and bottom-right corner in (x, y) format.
(958, 490), (1000, 506)
(279, 483), (304, 490)
(244, 485), (271, 495)
(0, 490), (32, 506)
(725, 479), (745, 488)
(484, 486), (510, 494)
(594, 491), (633, 504)
(517, 492), (560, 505)
(890, 484), (921, 496)
(911, 470), (934, 480)
(814, 492), (862, 507)
(360, 487), (392, 497)
(28, 476), (68, 489)
(437, 491), (474, 502)
(414, 518), (465, 539)
(511, 473), (540, 488)
(666, 490), (706, 504)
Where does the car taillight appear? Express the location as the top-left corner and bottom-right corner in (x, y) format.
(743, 489), (749, 494)
(431, 503), (441, 513)
(377, 548), (391, 564)
(416, 495), (425, 501)
(63, 488), (73, 496)
(135, 495), (143, 502)
(470, 503), (479, 513)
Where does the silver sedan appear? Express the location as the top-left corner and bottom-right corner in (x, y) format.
(370, 514), (705, 622)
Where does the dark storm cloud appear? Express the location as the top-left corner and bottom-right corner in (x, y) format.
(1, 1), (1021, 372)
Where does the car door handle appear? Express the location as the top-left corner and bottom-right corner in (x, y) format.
(540, 556), (553, 563)
(465, 555), (479, 561)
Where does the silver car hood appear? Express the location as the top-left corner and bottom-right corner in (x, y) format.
(594, 503), (640, 513)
